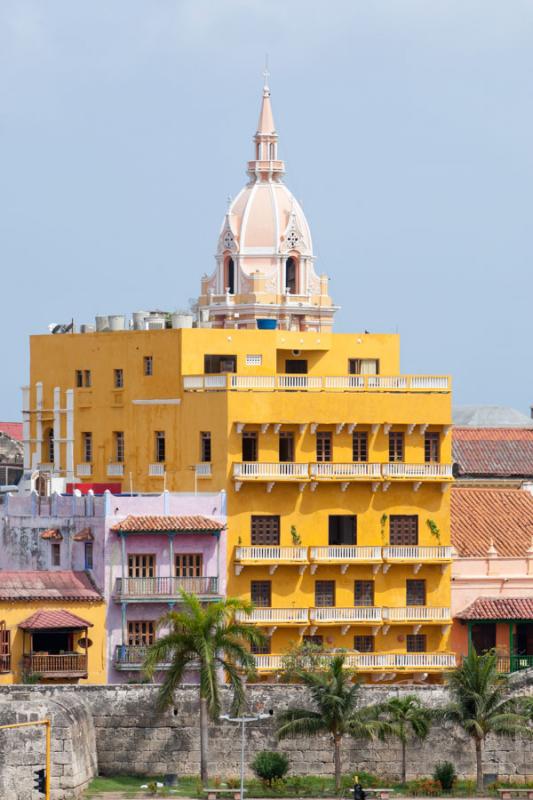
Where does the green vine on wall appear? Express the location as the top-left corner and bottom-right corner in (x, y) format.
(380, 513), (388, 544)
(426, 518), (441, 544)
(290, 525), (302, 545)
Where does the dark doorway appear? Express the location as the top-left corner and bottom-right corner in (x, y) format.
(285, 359), (307, 374)
(515, 622), (533, 655)
(328, 515), (356, 545)
(471, 623), (496, 654)
(32, 630), (71, 654)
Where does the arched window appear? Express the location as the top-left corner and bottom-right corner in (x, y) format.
(285, 257), (297, 294)
(225, 258), (235, 295)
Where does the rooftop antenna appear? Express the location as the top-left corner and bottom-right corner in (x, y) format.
(263, 54), (270, 91)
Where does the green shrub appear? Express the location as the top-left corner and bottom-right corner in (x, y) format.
(226, 777), (240, 789)
(251, 751), (289, 786)
(433, 762), (457, 792)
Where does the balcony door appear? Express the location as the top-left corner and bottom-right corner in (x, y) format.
(329, 515), (356, 546)
(471, 623), (496, 654)
(128, 554), (155, 578)
(285, 359), (307, 374)
(32, 630), (72, 654)
(175, 554), (203, 577)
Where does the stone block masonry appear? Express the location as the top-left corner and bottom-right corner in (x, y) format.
(0, 676), (531, 799)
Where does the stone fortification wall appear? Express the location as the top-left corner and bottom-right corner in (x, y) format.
(0, 677), (532, 798)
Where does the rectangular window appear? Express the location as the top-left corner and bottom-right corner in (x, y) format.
(316, 431), (332, 462)
(406, 634), (427, 653)
(51, 542), (61, 567)
(84, 370), (91, 388)
(200, 432), (212, 463)
(246, 354), (262, 366)
(144, 356), (153, 376)
(84, 542), (93, 570)
(127, 620), (155, 647)
(354, 635), (374, 653)
(352, 431), (368, 462)
(128, 554), (155, 578)
(114, 431), (125, 463)
(75, 369), (83, 388)
(303, 635), (324, 647)
(389, 431), (404, 462)
(114, 368), (124, 388)
(251, 637), (271, 655)
(329, 515), (356, 546)
(354, 580), (374, 606)
(204, 354), (237, 373)
(279, 432), (294, 462)
(315, 580), (335, 607)
(390, 515), (418, 546)
(242, 431), (258, 462)
(251, 580), (271, 607)
(406, 579), (426, 606)
(0, 624), (10, 673)
(175, 553), (202, 577)
(285, 359), (308, 374)
(82, 432), (92, 463)
(155, 431), (165, 463)
(424, 432), (440, 463)
(348, 359), (379, 375)
(251, 516), (280, 546)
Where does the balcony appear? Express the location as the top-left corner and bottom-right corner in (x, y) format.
(196, 463), (212, 478)
(107, 463), (124, 477)
(310, 463), (382, 482)
(236, 608), (308, 628)
(183, 374), (450, 393)
(148, 463), (165, 477)
(233, 462), (308, 490)
(497, 655), (533, 674)
(113, 576), (220, 602)
(382, 546), (452, 573)
(114, 645), (171, 671)
(235, 546), (308, 575)
(383, 607), (452, 632)
(253, 651), (456, 673)
(310, 607), (382, 634)
(382, 463), (453, 482)
(309, 546), (382, 574)
(22, 653), (88, 679)
(76, 463), (92, 477)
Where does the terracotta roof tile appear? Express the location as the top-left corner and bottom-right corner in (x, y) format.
(0, 571), (102, 601)
(453, 427), (533, 477)
(72, 527), (94, 542)
(451, 487), (533, 558)
(0, 422), (23, 442)
(40, 529), (63, 541)
(111, 515), (224, 533)
(18, 609), (93, 630)
(456, 597), (533, 620)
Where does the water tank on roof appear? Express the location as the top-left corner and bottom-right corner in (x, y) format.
(95, 315), (109, 332)
(133, 311), (148, 330)
(171, 312), (193, 329)
(108, 315), (126, 331)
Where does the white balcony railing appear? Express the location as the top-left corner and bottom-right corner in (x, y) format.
(310, 546), (382, 563)
(37, 462), (54, 472)
(383, 546), (452, 562)
(253, 652), (456, 671)
(183, 374), (450, 393)
(394, 653), (456, 668)
(76, 463), (92, 477)
(310, 462), (381, 479)
(236, 608), (308, 624)
(384, 607), (451, 622)
(236, 546), (308, 563)
(107, 463), (124, 477)
(196, 463), (212, 477)
(148, 463), (165, 476)
(310, 607), (382, 623)
(233, 462), (309, 479)
(383, 463), (453, 479)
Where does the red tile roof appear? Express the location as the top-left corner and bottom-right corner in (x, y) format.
(18, 609), (93, 630)
(111, 515), (225, 533)
(451, 487), (533, 557)
(40, 529), (63, 541)
(453, 427), (533, 477)
(456, 597), (533, 620)
(72, 527), (94, 542)
(0, 571), (102, 601)
(0, 422), (23, 442)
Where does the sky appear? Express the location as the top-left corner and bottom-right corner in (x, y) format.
(1, 0), (532, 419)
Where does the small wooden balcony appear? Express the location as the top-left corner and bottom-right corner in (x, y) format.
(113, 576), (220, 602)
(234, 546), (308, 575)
(309, 546), (382, 574)
(23, 653), (88, 679)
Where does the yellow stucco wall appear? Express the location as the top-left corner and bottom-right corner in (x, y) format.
(0, 601), (106, 684)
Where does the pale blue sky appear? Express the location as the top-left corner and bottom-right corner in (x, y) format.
(1, 1), (532, 419)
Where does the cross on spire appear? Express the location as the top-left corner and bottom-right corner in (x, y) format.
(263, 55), (270, 92)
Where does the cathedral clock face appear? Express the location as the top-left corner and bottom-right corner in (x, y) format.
(223, 231), (234, 249)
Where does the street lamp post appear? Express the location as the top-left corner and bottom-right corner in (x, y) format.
(220, 711), (273, 799)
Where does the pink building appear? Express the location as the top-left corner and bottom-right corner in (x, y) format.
(451, 486), (533, 671)
(0, 489), (226, 682)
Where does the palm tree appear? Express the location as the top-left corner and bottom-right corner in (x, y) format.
(380, 695), (431, 783)
(442, 649), (531, 793)
(143, 591), (265, 784)
(276, 654), (387, 791)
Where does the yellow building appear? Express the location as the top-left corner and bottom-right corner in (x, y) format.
(24, 78), (454, 681)
(0, 571), (106, 684)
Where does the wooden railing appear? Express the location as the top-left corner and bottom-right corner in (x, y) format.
(24, 653), (88, 675)
(236, 546), (308, 562)
(310, 607), (382, 623)
(114, 576), (219, 597)
(497, 655), (533, 673)
(310, 546), (382, 562)
(184, 374), (450, 392)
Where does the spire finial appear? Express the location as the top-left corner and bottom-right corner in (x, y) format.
(262, 55), (270, 95)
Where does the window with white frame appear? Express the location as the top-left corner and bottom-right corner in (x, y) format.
(245, 354), (262, 366)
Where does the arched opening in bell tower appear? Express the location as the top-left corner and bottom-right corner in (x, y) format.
(224, 257), (235, 295)
(285, 256), (298, 294)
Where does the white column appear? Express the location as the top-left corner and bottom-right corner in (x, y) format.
(35, 382), (43, 468)
(53, 386), (61, 475)
(66, 389), (74, 483)
(21, 386), (31, 471)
